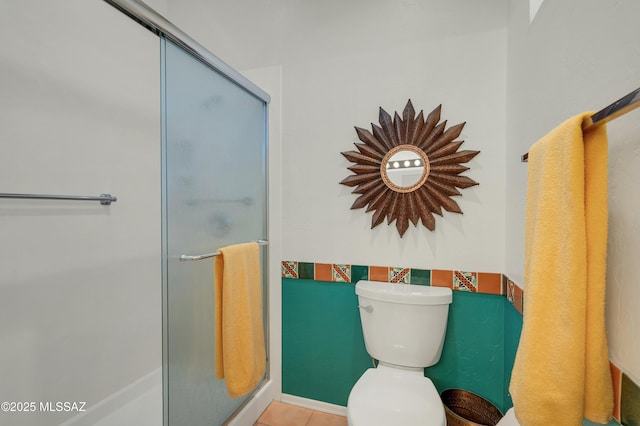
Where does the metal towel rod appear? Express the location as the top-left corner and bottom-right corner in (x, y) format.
(179, 239), (268, 262)
(521, 86), (640, 162)
(0, 192), (117, 205)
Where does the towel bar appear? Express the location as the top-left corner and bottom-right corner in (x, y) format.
(521, 86), (640, 162)
(179, 239), (268, 261)
(0, 192), (117, 205)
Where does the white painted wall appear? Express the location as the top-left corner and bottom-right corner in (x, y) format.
(285, 0), (506, 273)
(167, 0), (508, 273)
(279, 10), (507, 272)
(505, 0), (640, 382)
(0, 1), (161, 425)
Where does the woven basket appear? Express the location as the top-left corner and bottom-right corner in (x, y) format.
(441, 389), (503, 426)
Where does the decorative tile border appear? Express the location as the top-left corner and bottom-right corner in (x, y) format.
(282, 261), (298, 279)
(505, 276), (523, 314)
(281, 261), (502, 295)
(332, 264), (351, 282)
(454, 271), (478, 292)
(390, 267), (410, 284)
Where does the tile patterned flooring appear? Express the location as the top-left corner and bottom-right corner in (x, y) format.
(255, 401), (348, 426)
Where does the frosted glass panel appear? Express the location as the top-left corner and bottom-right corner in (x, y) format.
(162, 39), (267, 425)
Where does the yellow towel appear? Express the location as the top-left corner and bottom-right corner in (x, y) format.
(510, 112), (613, 425)
(214, 242), (266, 398)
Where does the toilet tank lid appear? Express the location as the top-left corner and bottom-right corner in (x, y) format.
(356, 280), (452, 305)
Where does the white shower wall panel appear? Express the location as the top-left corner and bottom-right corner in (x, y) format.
(0, 1), (161, 425)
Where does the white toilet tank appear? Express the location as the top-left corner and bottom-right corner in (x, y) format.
(356, 280), (452, 368)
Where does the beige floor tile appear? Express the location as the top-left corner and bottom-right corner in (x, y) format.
(306, 411), (348, 426)
(256, 401), (314, 426)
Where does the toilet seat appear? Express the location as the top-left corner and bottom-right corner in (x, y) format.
(347, 366), (445, 426)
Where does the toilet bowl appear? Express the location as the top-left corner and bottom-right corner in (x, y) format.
(347, 280), (453, 426)
(348, 364), (445, 426)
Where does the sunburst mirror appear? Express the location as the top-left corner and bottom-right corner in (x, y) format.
(340, 100), (480, 237)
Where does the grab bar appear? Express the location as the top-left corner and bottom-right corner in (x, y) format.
(179, 239), (268, 261)
(0, 192), (117, 205)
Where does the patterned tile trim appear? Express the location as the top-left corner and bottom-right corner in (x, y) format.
(390, 267), (411, 283)
(505, 277), (523, 314)
(281, 261), (298, 279)
(282, 260), (499, 293)
(332, 264), (351, 282)
(454, 271), (478, 292)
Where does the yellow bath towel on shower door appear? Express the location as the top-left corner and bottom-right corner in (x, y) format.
(214, 242), (266, 398)
(510, 112), (613, 425)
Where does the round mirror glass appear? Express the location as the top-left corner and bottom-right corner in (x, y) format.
(380, 145), (430, 193)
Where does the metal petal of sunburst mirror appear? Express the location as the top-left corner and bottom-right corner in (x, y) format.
(340, 100), (480, 237)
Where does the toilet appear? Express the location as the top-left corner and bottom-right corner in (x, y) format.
(347, 280), (453, 426)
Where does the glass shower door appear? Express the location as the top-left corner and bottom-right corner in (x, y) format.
(161, 38), (268, 425)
